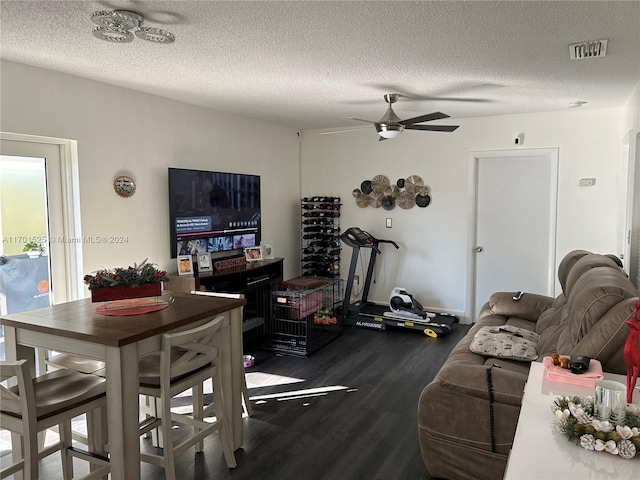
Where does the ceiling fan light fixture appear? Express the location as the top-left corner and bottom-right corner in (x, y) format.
(376, 124), (404, 139)
(91, 10), (175, 44)
(92, 26), (134, 43)
(135, 27), (176, 43)
(91, 10), (142, 30)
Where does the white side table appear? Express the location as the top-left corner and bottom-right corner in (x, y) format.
(504, 362), (640, 480)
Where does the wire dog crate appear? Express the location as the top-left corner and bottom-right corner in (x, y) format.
(263, 278), (343, 356)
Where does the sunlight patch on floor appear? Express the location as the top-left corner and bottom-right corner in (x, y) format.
(249, 385), (351, 402)
(245, 371), (305, 389)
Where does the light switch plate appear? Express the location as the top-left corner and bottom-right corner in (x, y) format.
(579, 178), (596, 187)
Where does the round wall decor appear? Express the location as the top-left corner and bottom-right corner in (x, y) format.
(371, 174), (390, 193)
(381, 195), (396, 210)
(353, 173), (432, 209)
(369, 191), (384, 208)
(397, 190), (416, 209)
(405, 175), (424, 194)
(355, 193), (370, 208)
(113, 175), (136, 198)
(416, 194), (431, 208)
(360, 180), (373, 194)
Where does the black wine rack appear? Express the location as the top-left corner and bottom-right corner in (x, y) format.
(300, 196), (341, 278)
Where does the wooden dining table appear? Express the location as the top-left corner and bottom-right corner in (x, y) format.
(0, 291), (246, 480)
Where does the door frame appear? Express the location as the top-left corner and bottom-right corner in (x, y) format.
(0, 132), (84, 303)
(621, 130), (640, 286)
(465, 148), (559, 322)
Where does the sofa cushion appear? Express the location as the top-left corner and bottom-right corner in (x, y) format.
(564, 266), (637, 342)
(470, 325), (539, 361)
(485, 292), (554, 322)
(535, 294), (567, 334)
(557, 249), (590, 294)
(564, 254), (622, 298)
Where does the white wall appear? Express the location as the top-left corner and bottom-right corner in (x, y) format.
(0, 61), (302, 283)
(2, 60), (634, 315)
(301, 107), (626, 320)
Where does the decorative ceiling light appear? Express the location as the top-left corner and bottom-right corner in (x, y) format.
(91, 10), (175, 44)
(376, 124), (404, 139)
(375, 94), (405, 139)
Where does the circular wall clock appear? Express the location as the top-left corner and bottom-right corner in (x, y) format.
(113, 175), (136, 198)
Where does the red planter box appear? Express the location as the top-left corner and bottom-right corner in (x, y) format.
(90, 283), (162, 303)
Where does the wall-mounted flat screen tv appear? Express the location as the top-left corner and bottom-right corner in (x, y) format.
(168, 167), (261, 259)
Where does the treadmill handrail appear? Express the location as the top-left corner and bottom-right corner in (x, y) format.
(340, 229), (398, 253)
(377, 239), (399, 249)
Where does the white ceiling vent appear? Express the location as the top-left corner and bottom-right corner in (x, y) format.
(569, 39), (608, 60)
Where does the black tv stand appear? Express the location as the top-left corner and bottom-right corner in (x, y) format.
(167, 258), (283, 334)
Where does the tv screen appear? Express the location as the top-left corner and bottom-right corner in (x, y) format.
(168, 168), (261, 258)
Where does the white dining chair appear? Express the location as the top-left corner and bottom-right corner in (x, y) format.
(190, 290), (253, 416)
(36, 349), (106, 448)
(0, 360), (110, 480)
(137, 315), (236, 479)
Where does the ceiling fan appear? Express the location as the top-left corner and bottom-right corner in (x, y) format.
(324, 93), (459, 141)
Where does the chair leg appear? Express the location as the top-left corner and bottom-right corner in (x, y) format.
(161, 396), (176, 480)
(149, 396), (164, 448)
(212, 376), (237, 468)
(87, 408), (107, 455)
(87, 406), (109, 480)
(193, 383), (204, 452)
(242, 373), (253, 417)
(59, 420), (74, 480)
(23, 428), (39, 480)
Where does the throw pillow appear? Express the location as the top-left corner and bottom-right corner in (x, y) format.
(469, 325), (539, 361)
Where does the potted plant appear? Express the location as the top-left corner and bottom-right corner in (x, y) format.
(23, 241), (45, 258)
(83, 259), (169, 302)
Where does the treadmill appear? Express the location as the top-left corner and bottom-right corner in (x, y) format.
(340, 227), (457, 336)
(340, 227), (398, 330)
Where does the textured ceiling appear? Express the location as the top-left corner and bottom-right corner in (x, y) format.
(1, 1), (639, 130)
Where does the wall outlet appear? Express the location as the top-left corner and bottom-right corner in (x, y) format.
(386, 218), (392, 228)
(354, 275), (360, 284)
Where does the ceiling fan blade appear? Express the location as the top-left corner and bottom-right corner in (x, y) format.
(400, 112), (450, 125)
(370, 83), (500, 103)
(405, 124), (460, 132)
(321, 127), (371, 135)
(341, 116), (376, 124)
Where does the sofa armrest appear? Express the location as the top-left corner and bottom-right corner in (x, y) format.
(485, 292), (555, 322)
(434, 359), (529, 406)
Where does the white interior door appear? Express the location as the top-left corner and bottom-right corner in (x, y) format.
(468, 149), (558, 321)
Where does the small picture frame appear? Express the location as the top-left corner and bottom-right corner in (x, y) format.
(197, 252), (213, 273)
(260, 241), (274, 259)
(244, 246), (263, 263)
(177, 255), (194, 276)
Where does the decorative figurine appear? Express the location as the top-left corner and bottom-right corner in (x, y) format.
(624, 298), (640, 403)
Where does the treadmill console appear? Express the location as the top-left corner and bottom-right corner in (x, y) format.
(341, 227), (376, 247)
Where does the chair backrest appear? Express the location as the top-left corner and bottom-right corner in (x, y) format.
(191, 290), (243, 300)
(190, 290), (245, 317)
(0, 360), (36, 422)
(161, 315), (224, 385)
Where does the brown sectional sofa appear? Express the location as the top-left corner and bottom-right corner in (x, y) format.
(417, 250), (639, 480)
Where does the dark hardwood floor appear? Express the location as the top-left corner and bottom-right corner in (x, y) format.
(26, 323), (470, 479)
